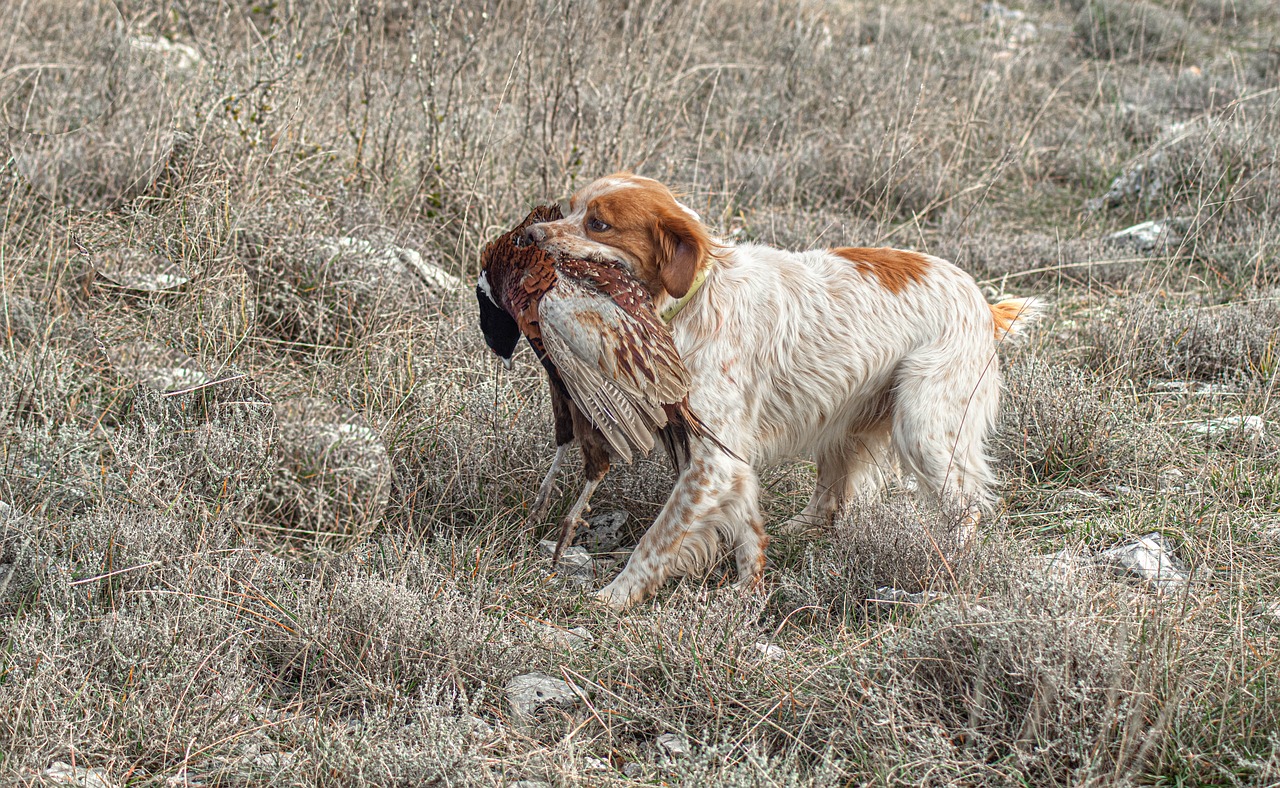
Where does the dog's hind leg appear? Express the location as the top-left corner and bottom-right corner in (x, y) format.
(890, 338), (1001, 544)
(780, 423), (894, 535)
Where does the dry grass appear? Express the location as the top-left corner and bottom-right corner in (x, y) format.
(2, 0), (1279, 785)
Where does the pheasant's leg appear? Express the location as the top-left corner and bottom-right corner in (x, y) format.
(552, 420), (611, 565)
(526, 375), (575, 529)
(527, 444), (569, 527)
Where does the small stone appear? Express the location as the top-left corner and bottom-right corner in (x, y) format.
(982, 1), (1025, 20)
(622, 762), (645, 778)
(43, 762), (118, 788)
(869, 587), (946, 608)
(537, 540), (597, 585)
(1037, 547), (1091, 576)
(1098, 533), (1188, 592)
(1107, 220), (1175, 252)
(1186, 416), (1266, 443)
(1087, 153), (1167, 210)
(1254, 599), (1280, 629)
(530, 622), (594, 650)
(93, 246), (189, 293)
(656, 732), (691, 758)
(582, 757), (610, 772)
(575, 510), (629, 552)
(507, 782), (550, 788)
(754, 641), (786, 660)
(105, 340), (209, 393)
(461, 714), (497, 741)
(505, 672), (586, 719)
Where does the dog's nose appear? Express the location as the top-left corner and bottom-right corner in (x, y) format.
(519, 223), (547, 247)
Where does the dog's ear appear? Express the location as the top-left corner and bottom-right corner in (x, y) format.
(655, 207), (712, 298)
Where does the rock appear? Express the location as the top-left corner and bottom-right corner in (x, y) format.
(1106, 220), (1176, 252)
(1254, 600), (1280, 629)
(537, 539), (598, 586)
(1087, 153), (1166, 211)
(1098, 533), (1188, 592)
(315, 237), (461, 298)
(530, 622), (594, 650)
(42, 762), (118, 788)
(983, 2), (1025, 21)
(104, 340), (209, 393)
(622, 762), (645, 778)
(1186, 415), (1266, 443)
(93, 246), (189, 292)
(1149, 380), (1237, 396)
(504, 672), (586, 719)
(582, 757), (610, 772)
(507, 782), (551, 788)
(869, 586), (946, 608)
(129, 36), (203, 73)
(754, 641), (786, 660)
(574, 509), (629, 552)
(0, 563), (15, 601)
(656, 732), (691, 758)
(1036, 547), (1097, 579)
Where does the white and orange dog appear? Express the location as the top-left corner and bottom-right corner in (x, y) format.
(521, 173), (1039, 608)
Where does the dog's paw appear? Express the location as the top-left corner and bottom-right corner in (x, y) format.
(594, 581), (635, 610)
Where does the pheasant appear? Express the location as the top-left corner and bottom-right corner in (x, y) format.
(476, 204), (710, 564)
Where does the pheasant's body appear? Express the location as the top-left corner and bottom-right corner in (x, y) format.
(477, 205), (706, 561)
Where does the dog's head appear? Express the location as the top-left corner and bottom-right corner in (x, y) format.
(521, 173), (716, 301)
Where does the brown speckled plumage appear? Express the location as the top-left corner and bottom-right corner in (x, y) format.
(478, 205), (711, 563)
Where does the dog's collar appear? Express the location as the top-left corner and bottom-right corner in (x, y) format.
(659, 266), (709, 323)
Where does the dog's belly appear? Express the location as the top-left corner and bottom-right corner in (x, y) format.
(744, 373), (895, 465)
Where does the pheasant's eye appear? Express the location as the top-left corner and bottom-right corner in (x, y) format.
(587, 217), (611, 233)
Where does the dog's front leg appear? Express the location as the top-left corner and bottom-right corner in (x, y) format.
(596, 452), (765, 609)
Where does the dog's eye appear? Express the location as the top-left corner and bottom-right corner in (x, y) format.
(587, 218), (611, 233)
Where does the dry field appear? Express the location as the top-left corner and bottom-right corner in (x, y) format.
(2, 0), (1279, 785)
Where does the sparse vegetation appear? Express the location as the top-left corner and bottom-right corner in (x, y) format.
(2, 0), (1278, 785)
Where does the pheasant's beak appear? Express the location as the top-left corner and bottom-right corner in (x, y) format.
(502, 356), (513, 371)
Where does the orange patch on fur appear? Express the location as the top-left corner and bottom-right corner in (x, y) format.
(831, 247), (930, 293)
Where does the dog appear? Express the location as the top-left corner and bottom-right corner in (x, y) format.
(521, 172), (1040, 608)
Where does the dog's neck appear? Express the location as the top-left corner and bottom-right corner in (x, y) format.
(659, 264), (711, 323)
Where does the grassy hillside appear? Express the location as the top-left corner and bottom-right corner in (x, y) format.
(2, 0), (1278, 784)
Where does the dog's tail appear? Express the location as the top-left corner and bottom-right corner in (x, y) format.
(990, 297), (1043, 342)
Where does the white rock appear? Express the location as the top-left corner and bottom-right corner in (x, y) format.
(1107, 220), (1174, 252)
(754, 641), (786, 660)
(505, 672), (586, 719)
(93, 246), (190, 292)
(1254, 599), (1280, 629)
(1098, 533), (1188, 592)
(582, 757), (610, 772)
(869, 587), (946, 607)
(656, 732), (691, 758)
(1186, 415), (1266, 442)
(530, 622), (594, 650)
(104, 341), (209, 393)
(536, 539), (597, 585)
(43, 762), (118, 788)
(318, 237), (460, 297)
(622, 762), (645, 777)
(130, 36), (203, 72)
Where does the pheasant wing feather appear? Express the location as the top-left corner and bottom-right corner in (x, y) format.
(538, 283), (689, 462)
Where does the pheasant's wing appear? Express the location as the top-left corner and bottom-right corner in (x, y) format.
(537, 280), (691, 463)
